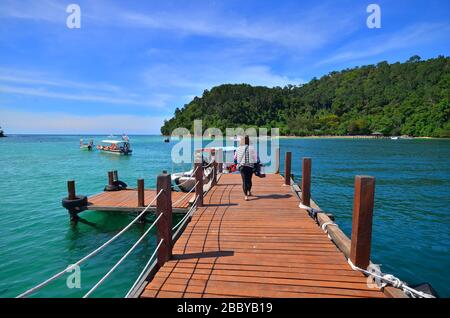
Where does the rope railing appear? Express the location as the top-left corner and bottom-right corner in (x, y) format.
(83, 213), (164, 298)
(16, 189), (164, 298)
(172, 181), (199, 207)
(172, 196), (199, 231)
(124, 239), (164, 298)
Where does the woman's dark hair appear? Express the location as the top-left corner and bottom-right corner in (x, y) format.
(244, 135), (250, 145)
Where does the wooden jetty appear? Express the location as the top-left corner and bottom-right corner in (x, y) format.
(125, 154), (407, 298)
(62, 170), (203, 218)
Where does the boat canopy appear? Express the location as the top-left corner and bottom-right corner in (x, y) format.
(200, 146), (237, 153)
(101, 140), (127, 144)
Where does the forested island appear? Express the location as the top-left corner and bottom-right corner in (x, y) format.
(161, 56), (450, 137)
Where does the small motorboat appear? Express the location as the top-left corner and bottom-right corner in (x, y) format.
(171, 166), (213, 192)
(80, 139), (94, 150)
(172, 147), (238, 192)
(97, 137), (132, 155)
(390, 136), (399, 140)
(164, 138), (170, 143)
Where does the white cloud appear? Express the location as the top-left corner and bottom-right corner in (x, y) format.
(317, 23), (450, 66)
(0, 108), (166, 134)
(0, 68), (170, 108)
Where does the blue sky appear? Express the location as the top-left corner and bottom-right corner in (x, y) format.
(0, 0), (449, 134)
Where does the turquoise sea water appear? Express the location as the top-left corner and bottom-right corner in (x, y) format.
(0, 135), (449, 297)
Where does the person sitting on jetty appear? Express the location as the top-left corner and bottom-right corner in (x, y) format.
(234, 135), (257, 201)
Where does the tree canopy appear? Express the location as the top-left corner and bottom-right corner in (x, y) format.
(161, 56), (450, 137)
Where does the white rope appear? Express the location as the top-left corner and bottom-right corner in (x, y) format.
(83, 213), (164, 298)
(321, 221), (338, 240)
(347, 259), (435, 298)
(124, 239), (164, 298)
(16, 189), (164, 298)
(172, 181), (199, 207)
(172, 196), (199, 231)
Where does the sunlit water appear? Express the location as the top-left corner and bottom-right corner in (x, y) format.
(0, 135), (448, 297)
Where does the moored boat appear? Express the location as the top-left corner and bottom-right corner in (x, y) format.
(80, 139), (94, 151)
(0, 127), (6, 138)
(97, 138), (132, 155)
(172, 146), (237, 192)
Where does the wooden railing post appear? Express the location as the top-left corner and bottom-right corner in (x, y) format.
(350, 176), (375, 270)
(137, 179), (145, 207)
(108, 171), (114, 186)
(67, 180), (76, 200)
(156, 172), (173, 267)
(195, 162), (204, 207)
(302, 158), (311, 207)
(211, 149), (217, 186)
(275, 148), (280, 174)
(284, 152), (292, 185)
(218, 148), (223, 173)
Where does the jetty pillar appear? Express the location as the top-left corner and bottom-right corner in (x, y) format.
(67, 180), (76, 200)
(156, 172), (173, 268)
(113, 170), (119, 182)
(350, 176), (375, 269)
(302, 158), (312, 207)
(211, 149), (217, 186)
(275, 148), (280, 174)
(195, 162), (204, 207)
(137, 179), (145, 207)
(108, 171), (114, 186)
(284, 152), (292, 185)
(218, 148), (223, 173)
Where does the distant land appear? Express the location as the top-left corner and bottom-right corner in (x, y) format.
(161, 56), (450, 138)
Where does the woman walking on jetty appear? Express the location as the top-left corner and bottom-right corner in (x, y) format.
(234, 135), (257, 201)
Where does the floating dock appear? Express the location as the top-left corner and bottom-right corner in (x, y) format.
(86, 189), (193, 213)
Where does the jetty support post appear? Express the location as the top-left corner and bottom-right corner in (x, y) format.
(108, 171), (114, 186)
(275, 148), (280, 174)
(137, 179), (145, 207)
(212, 149), (217, 186)
(302, 158), (312, 207)
(218, 148), (223, 174)
(284, 152), (292, 185)
(156, 172), (173, 268)
(66, 180), (79, 222)
(195, 162), (204, 207)
(113, 170), (119, 182)
(350, 176), (375, 270)
(67, 180), (76, 200)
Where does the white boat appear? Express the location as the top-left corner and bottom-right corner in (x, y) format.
(80, 139), (94, 150)
(97, 139), (132, 155)
(172, 146), (237, 192)
(171, 167), (213, 192)
(390, 136), (399, 140)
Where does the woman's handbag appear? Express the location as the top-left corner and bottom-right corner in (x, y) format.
(253, 162), (266, 178)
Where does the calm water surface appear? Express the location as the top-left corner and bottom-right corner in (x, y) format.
(0, 135), (448, 297)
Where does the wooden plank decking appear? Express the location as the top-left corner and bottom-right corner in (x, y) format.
(141, 174), (385, 298)
(86, 189), (193, 212)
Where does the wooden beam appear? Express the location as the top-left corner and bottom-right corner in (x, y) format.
(108, 171), (114, 186)
(284, 152), (292, 185)
(67, 180), (76, 200)
(274, 148), (280, 174)
(350, 176), (375, 270)
(302, 158), (312, 207)
(195, 162), (204, 207)
(156, 172), (173, 267)
(137, 179), (145, 207)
